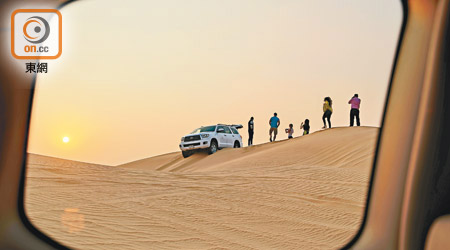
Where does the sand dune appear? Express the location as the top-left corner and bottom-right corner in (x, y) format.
(120, 126), (377, 173)
(25, 126), (378, 250)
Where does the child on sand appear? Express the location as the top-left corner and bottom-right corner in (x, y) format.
(301, 119), (310, 135)
(285, 124), (294, 139)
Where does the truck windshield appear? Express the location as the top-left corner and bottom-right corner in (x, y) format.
(191, 126), (216, 134)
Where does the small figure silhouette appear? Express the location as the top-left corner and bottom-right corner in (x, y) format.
(286, 124), (294, 139)
(301, 119), (310, 135)
(248, 117), (254, 146)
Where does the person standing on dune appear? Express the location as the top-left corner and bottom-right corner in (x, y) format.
(269, 113), (280, 142)
(348, 94), (361, 126)
(322, 97), (333, 129)
(248, 117), (254, 146)
(301, 119), (310, 135)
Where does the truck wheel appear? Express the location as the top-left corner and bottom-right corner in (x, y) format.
(234, 141), (240, 148)
(208, 140), (218, 155)
(182, 151), (192, 158)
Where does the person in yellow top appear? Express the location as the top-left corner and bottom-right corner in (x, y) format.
(322, 97), (333, 129)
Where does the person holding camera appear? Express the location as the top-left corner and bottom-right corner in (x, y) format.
(348, 94), (361, 126)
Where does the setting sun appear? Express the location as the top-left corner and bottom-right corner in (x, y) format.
(63, 137), (70, 143)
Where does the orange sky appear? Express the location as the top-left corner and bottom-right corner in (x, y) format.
(27, 0), (403, 165)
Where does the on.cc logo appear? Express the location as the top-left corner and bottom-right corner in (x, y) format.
(11, 9), (62, 60)
(23, 16), (50, 44)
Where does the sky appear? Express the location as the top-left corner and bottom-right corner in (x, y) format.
(27, 0), (403, 165)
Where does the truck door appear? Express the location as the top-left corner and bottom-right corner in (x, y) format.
(223, 126), (233, 147)
(216, 126), (227, 148)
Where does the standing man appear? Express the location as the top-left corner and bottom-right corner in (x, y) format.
(269, 113), (280, 142)
(248, 117), (254, 146)
(348, 94), (361, 126)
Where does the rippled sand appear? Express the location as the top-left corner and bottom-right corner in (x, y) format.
(25, 127), (377, 250)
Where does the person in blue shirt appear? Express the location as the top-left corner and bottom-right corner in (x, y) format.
(269, 113), (280, 142)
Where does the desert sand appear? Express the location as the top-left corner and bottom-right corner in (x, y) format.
(25, 127), (378, 250)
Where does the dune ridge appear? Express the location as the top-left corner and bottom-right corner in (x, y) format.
(25, 126), (377, 250)
(120, 127), (377, 173)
